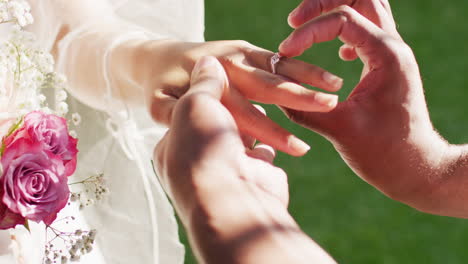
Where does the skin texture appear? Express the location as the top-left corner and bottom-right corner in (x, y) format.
(133, 39), (344, 156)
(29, 0), (347, 157)
(282, 0), (468, 217)
(154, 56), (337, 264)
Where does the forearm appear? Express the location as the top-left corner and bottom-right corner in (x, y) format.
(351, 125), (468, 218)
(423, 143), (468, 217)
(53, 27), (150, 110)
(28, 0), (173, 111)
(189, 213), (334, 264)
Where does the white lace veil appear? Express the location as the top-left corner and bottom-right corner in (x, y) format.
(25, 0), (205, 263)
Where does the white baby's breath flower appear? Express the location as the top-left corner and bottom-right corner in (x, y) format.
(57, 73), (67, 84)
(37, 93), (46, 103)
(71, 113), (81, 126)
(40, 107), (52, 114)
(5, 0), (33, 27)
(56, 89), (67, 102)
(69, 130), (78, 138)
(57, 101), (69, 115)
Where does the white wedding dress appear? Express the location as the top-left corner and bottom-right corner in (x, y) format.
(0, 0), (204, 263)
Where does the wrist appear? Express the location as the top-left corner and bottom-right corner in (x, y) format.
(187, 191), (336, 264)
(379, 128), (452, 211)
(136, 38), (189, 84)
(414, 142), (468, 217)
(184, 181), (299, 263)
(134, 39), (199, 113)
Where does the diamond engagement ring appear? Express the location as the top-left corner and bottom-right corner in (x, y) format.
(270, 52), (282, 74)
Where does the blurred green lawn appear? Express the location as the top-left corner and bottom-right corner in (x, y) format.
(179, 0), (468, 263)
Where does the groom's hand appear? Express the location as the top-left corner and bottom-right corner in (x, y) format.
(154, 56), (289, 216)
(278, 4), (450, 212)
(154, 56), (337, 264)
(287, 0), (398, 61)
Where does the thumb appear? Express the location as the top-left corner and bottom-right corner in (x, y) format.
(187, 56), (228, 100)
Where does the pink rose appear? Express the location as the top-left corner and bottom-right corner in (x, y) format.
(0, 187), (25, 229)
(0, 138), (70, 226)
(5, 111), (78, 176)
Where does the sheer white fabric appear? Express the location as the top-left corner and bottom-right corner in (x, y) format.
(0, 0), (204, 263)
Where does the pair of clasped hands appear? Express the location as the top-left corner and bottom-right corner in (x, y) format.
(154, 0), (466, 263)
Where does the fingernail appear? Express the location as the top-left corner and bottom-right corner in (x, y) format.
(253, 104), (267, 116)
(322, 72), (343, 90)
(288, 135), (310, 155)
(315, 93), (338, 108)
(192, 56), (217, 79)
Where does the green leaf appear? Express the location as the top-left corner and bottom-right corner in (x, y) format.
(0, 116), (24, 157)
(5, 116), (24, 138)
(23, 220), (30, 233)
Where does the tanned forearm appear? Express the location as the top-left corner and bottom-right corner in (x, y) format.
(424, 143), (468, 217)
(358, 127), (468, 218)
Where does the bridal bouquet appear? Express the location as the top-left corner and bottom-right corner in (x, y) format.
(0, 1), (105, 263)
(0, 111), (78, 229)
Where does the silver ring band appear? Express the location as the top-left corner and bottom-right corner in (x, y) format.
(270, 52), (282, 74)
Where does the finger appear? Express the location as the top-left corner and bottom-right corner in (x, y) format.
(240, 105), (267, 148)
(153, 131), (170, 180)
(149, 91), (177, 125)
(278, 105), (342, 141)
(280, 5), (399, 68)
(339, 44), (359, 61)
(171, 56), (244, 155)
(229, 63), (338, 112)
(288, 0), (353, 28)
(352, 0), (397, 34)
(154, 132), (168, 168)
(223, 87), (310, 157)
(247, 49), (343, 92)
(240, 134), (256, 149)
(247, 143), (276, 164)
(288, 0), (396, 34)
(188, 56), (228, 99)
(150, 56), (229, 125)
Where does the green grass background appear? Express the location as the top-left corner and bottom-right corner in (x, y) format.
(179, 0), (468, 263)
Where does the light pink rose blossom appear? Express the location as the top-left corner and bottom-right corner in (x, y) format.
(0, 187), (25, 229)
(5, 111), (78, 176)
(0, 138), (69, 227)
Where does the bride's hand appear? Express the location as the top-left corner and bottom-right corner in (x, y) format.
(138, 40), (343, 156)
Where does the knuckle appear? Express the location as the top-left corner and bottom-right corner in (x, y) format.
(228, 40), (252, 52)
(178, 93), (208, 113)
(380, 37), (416, 65)
(333, 4), (354, 16)
(331, 5), (353, 24)
(283, 108), (306, 125)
